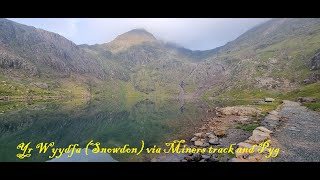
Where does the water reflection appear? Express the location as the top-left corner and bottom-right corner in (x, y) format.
(0, 97), (207, 162)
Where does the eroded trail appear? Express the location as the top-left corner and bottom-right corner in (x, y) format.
(272, 100), (320, 162)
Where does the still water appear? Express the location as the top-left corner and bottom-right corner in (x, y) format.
(0, 97), (210, 162)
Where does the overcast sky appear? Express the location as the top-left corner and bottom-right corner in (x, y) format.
(9, 18), (270, 50)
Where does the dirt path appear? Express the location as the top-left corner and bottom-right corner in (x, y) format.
(272, 100), (320, 162)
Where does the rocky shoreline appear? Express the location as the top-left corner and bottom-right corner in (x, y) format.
(151, 104), (285, 162)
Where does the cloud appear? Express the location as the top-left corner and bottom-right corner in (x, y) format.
(8, 18), (269, 50)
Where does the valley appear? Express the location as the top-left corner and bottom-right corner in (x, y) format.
(1, 18), (320, 162)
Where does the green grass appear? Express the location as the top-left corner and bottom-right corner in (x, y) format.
(283, 83), (320, 99)
(235, 123), (260, 132)
(203, 86), (283, 113)
(256, 101), (281, 113)
(304, 102), (320, 111)
(0, 80), (54, 96)
(281, 82), (320, 111)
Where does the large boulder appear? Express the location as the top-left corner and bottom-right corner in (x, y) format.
(232, 126), (274, 162)
(216, 106), (261, 116)
(243, 126), (273, 145)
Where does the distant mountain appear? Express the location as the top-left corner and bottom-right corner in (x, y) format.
(1, 18), (320, 99)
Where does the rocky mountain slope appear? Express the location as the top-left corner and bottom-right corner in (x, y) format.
(202, 18), (320, 98)
(0, 18), (105, 79)
(1, 18), (320, 99)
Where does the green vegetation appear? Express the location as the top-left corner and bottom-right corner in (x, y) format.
(235, 123), (260, 132)
(281, 82), (320, 111)
(0, 78), (54, 97)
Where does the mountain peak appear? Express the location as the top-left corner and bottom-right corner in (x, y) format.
(115, 28), (156, 42)
(104, 28), (157, 53)
(126, 28), (153, 35)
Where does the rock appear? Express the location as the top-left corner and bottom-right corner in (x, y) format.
(303, 79), (311, 84)
(216, 106), (261, 116)
(310, 52), (320, 70)
(201, 155), (211, 160)
(297, 97), (317, 103)
(247, 154), (269, 162)
(194, 132), (203, 138)
(209, 138), (220, 145)
(245, 131), (270, 144)
(261, 112), (281, 130)
(237, 142), (254, 149)
(190, 137), (198, 142)
(200, 143), (209, 148)
(199, 159), (206, 162)
(208, 134), (217, 139)
(192, 153), (202, 162)
(269, 110), (279, 116)
(214, 129), (226, 137)
(150, 158), (157, 162)
(211, 153), (218, 158)
(229, 158), (249, 162)
(181, 159), (188, 162)
(199, 127), (207, 131)
(184, 156), (193, 162)
(264, 98), (275, 102)
(252, 128), (271, 137)
(209, 156), (219, 162)
(194, 141), (204, 146)
(255, 126), (273, 134)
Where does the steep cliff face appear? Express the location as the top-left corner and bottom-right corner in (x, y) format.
(311, 52), (320, 70)
(0, 18), (105, 79)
